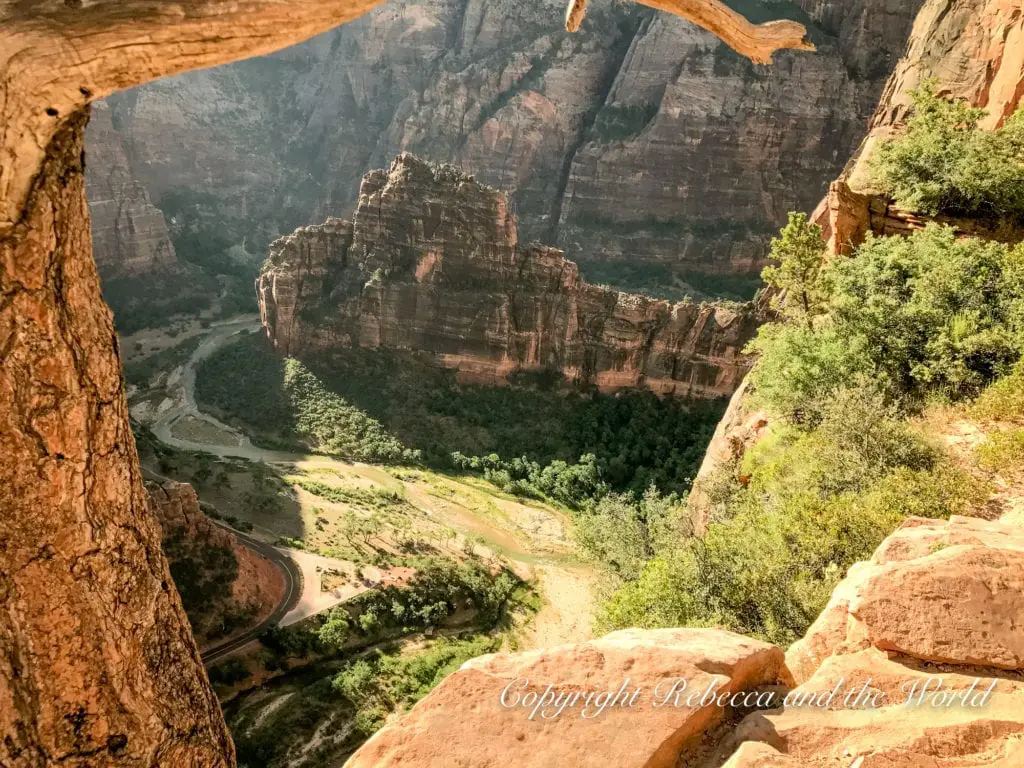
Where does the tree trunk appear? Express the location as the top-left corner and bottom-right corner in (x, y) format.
(0, 109), (233, 767)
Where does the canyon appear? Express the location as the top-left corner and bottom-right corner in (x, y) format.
(0, 2), (817, 763)
(85, 0), (922, 306)
(257, 153), (758, 397)
(2, 0), (1024, 766)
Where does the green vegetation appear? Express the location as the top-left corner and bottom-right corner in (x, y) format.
(750, 224), (1024, 420)
(870, 82), (1024, 219)
(595, 213), (1023, 644)
(103, 275), (215, 335)
(760, 212), (827, 328)
(332, 635), (500, 737)
(972, 361), (1024, 420)
(256, 558), (528, 664)
(233, 635), (500, 767)
(292, 478), (407, 508)
(232, 560), (533, 766)
(195, 333), (417, 463)
(576, 258), (762, 302)
(597, 388), (983, 644)
(978, 428), (1024, 470)
(196, 332), (725, 498)
(161, 523), (254, 643)
(123, 334), (203, 386)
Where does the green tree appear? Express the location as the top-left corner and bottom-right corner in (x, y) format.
(761, 212), (828, 328)
(870, 81), (1024, 218)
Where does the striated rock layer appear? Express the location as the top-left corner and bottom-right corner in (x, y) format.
(91, 0), (923, 297)
(85, 102), (178, 279)
(258, 154), (758, 397)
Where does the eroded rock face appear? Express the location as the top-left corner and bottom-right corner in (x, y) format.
(258, 154), (758, 397)
(92, 0), (922, 295)
(346, 628), (793, 768)
(787, 515), (1024, 681)
(0, 110), (233, 768)
(86, 102), (179, 279)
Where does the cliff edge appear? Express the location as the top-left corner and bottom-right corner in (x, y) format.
(346, 512), (1024, 766)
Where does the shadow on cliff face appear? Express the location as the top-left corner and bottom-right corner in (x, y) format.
(191, 331), (727, 499)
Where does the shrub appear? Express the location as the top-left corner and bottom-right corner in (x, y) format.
(977, 429), (1024, 470)
(596, 382), (981, 645)
(870, 81), (1024, 219)
(973, 361), (1024, 420)
(749, 226), (1024, 415)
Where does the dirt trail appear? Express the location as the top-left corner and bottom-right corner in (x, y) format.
(926, 411), (1024, 525)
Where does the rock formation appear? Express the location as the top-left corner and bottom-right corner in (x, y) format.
(85, 102), (179, 279)
(89, 0), (922, 300)
(347, 628), (793, 768)
(0, 1), (821, 762)
(686, 0), (1024, 523)
(347, 513), (1024, 767)
(0, 2), (397, 765)
(258, 153), (759, 397)
(147, 481), (285, 648)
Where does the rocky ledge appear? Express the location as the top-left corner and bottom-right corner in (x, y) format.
(258, 153), (758, 398)
(346, 513), (1024, 767)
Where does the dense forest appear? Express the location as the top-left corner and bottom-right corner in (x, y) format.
(195, 335), (726, 503)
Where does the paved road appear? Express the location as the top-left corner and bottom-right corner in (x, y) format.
(139, 466), (303, 667)
(200, 521), (303, 665)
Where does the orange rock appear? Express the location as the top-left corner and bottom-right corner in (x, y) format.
(851, 544), (1024, 670)
(345, 628), (792, 768)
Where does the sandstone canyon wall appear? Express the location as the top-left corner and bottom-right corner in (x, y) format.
(87, 0), (923, 301)
(0, 1), (405, 764)
(686, 0), (1024, 525)
(258, 153), (759, 397)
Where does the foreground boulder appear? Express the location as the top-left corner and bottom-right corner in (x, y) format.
(787, 515), (1024, 682)
(346, 628), (792, 768)
(348, 514), (1024, 768)
(714, 514), (1024, 767)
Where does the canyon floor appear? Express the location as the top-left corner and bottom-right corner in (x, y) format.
(125, 317), (599, 659)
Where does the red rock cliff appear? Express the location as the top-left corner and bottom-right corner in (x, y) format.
(258, 153), (759, 398)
